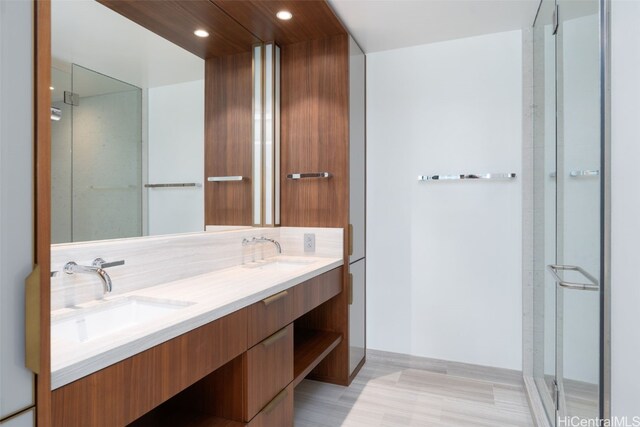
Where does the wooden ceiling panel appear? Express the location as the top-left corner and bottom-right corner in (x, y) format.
(98, 0), (260, 59)
(211, 0), (346, 45)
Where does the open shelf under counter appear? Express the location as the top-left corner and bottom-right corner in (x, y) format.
(293, 328), (343, 388)
(129, 409), (242, 427)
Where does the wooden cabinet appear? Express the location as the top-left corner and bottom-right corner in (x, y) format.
(348, 35), (367, 378)
(248, 290), (293, 346)
(349, 35), (366, 265)
(247, 384), (293, 427)
(245, 325), (293, 420)
(204, 52), (253, 226)
(52, 310), (248, 427)
(348, 259), (366, 374)
(280, 35), (349, 230)
(280, 33), (367, 385)
(292, 267), (343, 318)
(124, 267), (344, 427)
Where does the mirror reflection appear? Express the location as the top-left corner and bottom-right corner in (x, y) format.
(51, 0), (205, 243)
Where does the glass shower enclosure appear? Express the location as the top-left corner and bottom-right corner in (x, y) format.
(531, 0), (605, 424)
(51, 64), (142, 243)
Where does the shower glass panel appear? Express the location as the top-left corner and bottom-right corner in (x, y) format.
(532, 0), (557, 421)
(532, 0), (603, 424)
(555, 0), (601, 421)
(51, 67), (73, 244)
(51, 64), (142, 243)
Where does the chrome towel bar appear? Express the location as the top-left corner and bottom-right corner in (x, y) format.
(287, 172), (331, 179)
(207, 176), (244, 182)
(549, 170), (599, 178)
(570, 169), (599, 177)
(89, 185), (137, 190)
(144, 183), (202, 188)
(417, 173), (516, 181)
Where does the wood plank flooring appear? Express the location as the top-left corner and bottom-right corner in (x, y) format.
(294, 350), (534, 427)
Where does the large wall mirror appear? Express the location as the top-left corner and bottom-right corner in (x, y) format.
(51, 0), (279, 244)
(51, 0), (205, 243)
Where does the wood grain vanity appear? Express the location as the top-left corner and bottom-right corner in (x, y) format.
(52, 267), (343, 427)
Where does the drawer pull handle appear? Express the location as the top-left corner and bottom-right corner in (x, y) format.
(261, 328), (289, 348)
(262, 290), (288, 306)
(263, 389), (288, 414)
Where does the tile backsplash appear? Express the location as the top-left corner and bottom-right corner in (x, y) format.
(51, 227), (343, 310)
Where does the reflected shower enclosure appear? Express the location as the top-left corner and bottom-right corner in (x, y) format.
(51, 64), (142, 243)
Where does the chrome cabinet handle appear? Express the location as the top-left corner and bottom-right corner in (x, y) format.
(287, 172), (331, 179)
(547, 264), (599, 291)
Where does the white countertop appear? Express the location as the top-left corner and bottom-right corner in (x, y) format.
(51, 255), (343, 390)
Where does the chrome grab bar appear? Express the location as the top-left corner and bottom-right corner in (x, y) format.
(144, 183), (202, 188)
(418, 173), (516, 181)
(207, 176), (244, 182)
(547, 264), (599, 291)
(287, 172), (331, 179)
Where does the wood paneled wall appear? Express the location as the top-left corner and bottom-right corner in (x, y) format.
(204, 51), (254, 226)
(281, 34), (351, 385)
(98, 0), (259, 59)
(35, 1), (52, 426)
(280, 34), (350, 228)
(212, 1), (345, 46)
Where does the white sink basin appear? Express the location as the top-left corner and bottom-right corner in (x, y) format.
(243, 257), (315, 272)
(52, 296), (193, 344)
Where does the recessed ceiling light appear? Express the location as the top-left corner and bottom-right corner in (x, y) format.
(50, 86), (55, 90)
(276, 10), (293, 20)
(194, 29), (209, 38)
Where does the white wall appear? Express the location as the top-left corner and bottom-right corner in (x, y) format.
(367, 30), (523, 370)
(0, 0), (35, 419)
(611, 0), (640, 418)
(147, 80), (204, 235)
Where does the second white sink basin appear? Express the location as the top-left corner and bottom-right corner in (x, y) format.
(243, 257), (315, 272)
(52, 296), (194, 344)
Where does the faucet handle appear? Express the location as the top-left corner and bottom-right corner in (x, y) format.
(92, 258), (125, 269)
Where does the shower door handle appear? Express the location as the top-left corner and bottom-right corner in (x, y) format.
(547, 264), (599, 291)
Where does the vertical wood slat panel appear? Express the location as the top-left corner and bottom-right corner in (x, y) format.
(280, 35), (349, 228)
(35, 1), (53, 425)
(204, 51), (254, 226)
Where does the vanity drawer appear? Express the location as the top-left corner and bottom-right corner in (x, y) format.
(292, 266), (343, 319)
(248, 384), (293, 427)
(248, 289), (293, 346)
(245, 324), (293, 421)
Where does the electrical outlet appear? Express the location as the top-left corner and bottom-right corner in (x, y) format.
(304, 233), (316, 252)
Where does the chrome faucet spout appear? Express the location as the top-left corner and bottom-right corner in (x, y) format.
(64, 261), (113, 294)
(252, 237), (282, 254)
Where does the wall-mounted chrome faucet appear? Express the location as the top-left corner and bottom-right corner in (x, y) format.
(62, 258), (124, 294)
(242, 237), (282, 254)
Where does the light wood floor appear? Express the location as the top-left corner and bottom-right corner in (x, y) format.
(294, 350), (534, 427)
